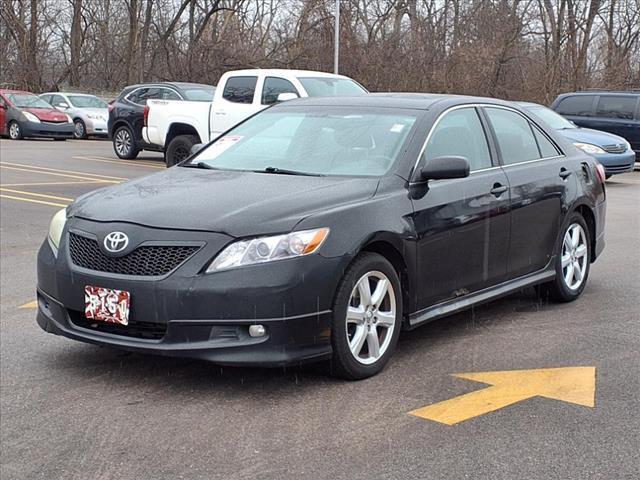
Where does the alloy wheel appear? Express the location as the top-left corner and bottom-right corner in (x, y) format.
(74, 121), (85, 139)
(561, 223), (588, 291)
(9, 123), (20, 139)
(346, 271), (397, 365)
(114, 128), (132, 157)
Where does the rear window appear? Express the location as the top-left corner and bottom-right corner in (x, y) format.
(596, 96), (637, 120)
(182, 87), (215, 102)
(556, 96), (595, 116)
(223, 77), (257, 104)
(298, 77), (367, 97)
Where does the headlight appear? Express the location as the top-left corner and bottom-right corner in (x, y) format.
(48, 208), (67, 253)
(22, 112), (40, 123)
(206, 228), (330, 273)
(65, 114), (73, 123)
(623, 140), (631, 152)
(574, 142), (605, 155)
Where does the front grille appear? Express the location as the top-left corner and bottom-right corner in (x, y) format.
(69, 232), (199, 276)
(42, 120), (68, 124)
(68, 310), (167, 340)
(602, 144), (626, 154)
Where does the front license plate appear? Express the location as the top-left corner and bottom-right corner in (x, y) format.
(84, 286), (131, 325)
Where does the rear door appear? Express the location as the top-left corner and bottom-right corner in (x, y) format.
(483, 106), (575, 278)
(212, 75), (259, 137)
(590, 95), (640, 151)
(554, 94), (597, 129)
(411, 106), (511, 308)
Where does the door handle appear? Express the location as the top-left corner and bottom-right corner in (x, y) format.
(490, 183), (508, 197)
(559, 168), (572, 179)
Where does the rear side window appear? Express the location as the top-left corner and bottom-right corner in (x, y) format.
(596, 96), (637, 120)
(532, 126), (561, 158)
(425, 108), (492, 171)
(556, 96), (595, 116)
(485, 108), (540, 165)
(160, 88), (181, 100)
(223, 76), (257, 104)
(261, 77), (298, 105)
(126, 88), (147, 105)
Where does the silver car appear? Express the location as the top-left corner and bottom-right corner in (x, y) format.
(39, 92), (109, 139)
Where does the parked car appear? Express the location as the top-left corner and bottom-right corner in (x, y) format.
(551, 91), (640, 161)
(36, 94), (606, 379)
(0, 89), (74, 140)
(107, 82), (214, 159)
(518, 101), (635, 177)
(40, 92), (109, 139)
(143, 69), (367, 166)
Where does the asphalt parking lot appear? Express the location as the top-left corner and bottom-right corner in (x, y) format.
(1, 139), (639, 480)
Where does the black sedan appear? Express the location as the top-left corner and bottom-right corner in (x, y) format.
(37, 94), (607, 379)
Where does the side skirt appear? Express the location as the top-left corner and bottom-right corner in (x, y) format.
(407, 262), (556, 330)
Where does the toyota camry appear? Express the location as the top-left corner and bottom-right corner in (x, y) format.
(36, 94), (606, 379)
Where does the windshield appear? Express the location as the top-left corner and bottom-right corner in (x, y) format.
(68, 95), (108, 108)
(298, 77), (367, 96)
(526, 105), (576, 130)
(187, 107), (417, 177)
(183, 87), (215, 101)
(6, 93), (52, 109)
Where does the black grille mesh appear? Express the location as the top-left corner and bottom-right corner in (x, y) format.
(69, 232), (199, 276)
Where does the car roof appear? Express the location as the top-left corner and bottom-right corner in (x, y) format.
(122, 82), (213, 90)
(281, 92), (520, 111)
(557, 91), (639, 97)
(0, 89), (36, 95)
(226, 68), (354, 80)
(41, 92), (98, 97)
(515, 101), (545, 108)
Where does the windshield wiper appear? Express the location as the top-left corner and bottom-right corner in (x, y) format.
(182, 161), (217, 169)
(258, 166), (323, 176)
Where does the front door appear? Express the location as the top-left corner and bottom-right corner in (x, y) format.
(411, 106), (511, 309)
(0, 95), (7, 135)
(212, 76), (260, 138)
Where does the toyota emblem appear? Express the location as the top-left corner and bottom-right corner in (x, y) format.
(103, 231), (129, 253)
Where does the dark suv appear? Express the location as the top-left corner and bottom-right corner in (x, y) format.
(551, 92), (640, 161)
(108, 82), (214, 159)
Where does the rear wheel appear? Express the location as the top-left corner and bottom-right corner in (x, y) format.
(8, 121), (22, 140)
(165, 134), (198, 167)
(330, 253), (402, 380)
(113, 125), (139, 159)
(540, 212), (591, 302)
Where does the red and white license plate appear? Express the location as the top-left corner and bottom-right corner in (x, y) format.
(84, 286), (131, 325)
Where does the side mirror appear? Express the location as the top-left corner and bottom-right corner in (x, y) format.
(276, 92), (299, 102)
(420, 156), (470, 181)
(190, 143), (204, 155)
(58, 102), (69, 109)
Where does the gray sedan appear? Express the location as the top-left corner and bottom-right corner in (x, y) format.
(40, 92), (109, 139)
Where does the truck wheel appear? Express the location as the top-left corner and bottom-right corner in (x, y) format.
(166, 135), (198, 167)
(113, 125), (139, 159)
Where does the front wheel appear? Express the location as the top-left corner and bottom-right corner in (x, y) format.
(330, 253), (402, 380)
(165, 134), (198, 167)
(113, 125), (139, 159)
(540, 212), (591, 302)
(8, 121), (22, 140)
(74, 119), (87, 139)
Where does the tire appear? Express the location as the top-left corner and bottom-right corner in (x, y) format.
(165, 134), (198, 167)
(74, 119), (87, 139)
(8, 121), (22, 140)
(539, 212), (591, 302)
(605, 173), (612, 180)
(330, 253), (402, 380)
(112, 125), (139, 159)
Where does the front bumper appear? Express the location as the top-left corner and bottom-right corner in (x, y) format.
(85, 118), (108, 136)
(21, 120), (74, 139)
(593, 151), (636, 175)
(36, 222), (347, 366)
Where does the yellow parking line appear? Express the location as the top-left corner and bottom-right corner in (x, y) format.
(0, 194), (69, 208)
(0, 165), (121, 184)
(72, 155), (164, 169)
(0, 181), (102, 187)
(18, 300), (38, 309)
(0, 162), (128, 181)
(0, 188), (74, 202)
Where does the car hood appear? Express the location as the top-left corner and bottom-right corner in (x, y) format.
(558, 127), (628, 147)
(22, 107), (68, 122)
(69, 166), (379, 237)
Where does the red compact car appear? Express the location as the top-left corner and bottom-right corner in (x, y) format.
(0, 89), (74, 140)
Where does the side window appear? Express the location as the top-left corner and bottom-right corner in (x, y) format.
(40, 95), (51, 104)
(126, 88), (147, 105)
(160, 88), (181, 100)
(485, 108), (540, 165)
(556, 96), (595, 116)
(596, 96), (636, 120)
(222, 76), (257, 104)
(532, 126), (561, 158)
(425, 108), (492, 171)
(51, 95), (66, 107)
(0, 96), (6, 108)
(139, 88), (162, 104)
(261, 77), (298, 105)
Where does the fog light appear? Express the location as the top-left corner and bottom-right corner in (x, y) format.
(249, 324), (266, 337)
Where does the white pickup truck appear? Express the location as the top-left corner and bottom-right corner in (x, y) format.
(143, 69), (367, 166)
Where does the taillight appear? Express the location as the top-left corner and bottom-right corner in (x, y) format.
(143, 105), (149, 126)
(595, 163), (606, 183)
(108, 102), (115, 113)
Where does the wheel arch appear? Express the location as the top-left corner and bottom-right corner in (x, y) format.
(166, 123), (201, 146)
(572, 203), (597, 262)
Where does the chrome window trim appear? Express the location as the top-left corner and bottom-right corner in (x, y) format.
(125, 86), (183, 106)
(410, 103), (567, 183)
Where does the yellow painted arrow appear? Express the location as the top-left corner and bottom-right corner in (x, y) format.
(409, 367), (596, 425)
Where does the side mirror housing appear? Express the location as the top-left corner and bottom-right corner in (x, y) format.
(420, 156), (470, 181)
(190, 143), (204, 155)
(276, 92), (298, 102)
(58, 102), (69, 109)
